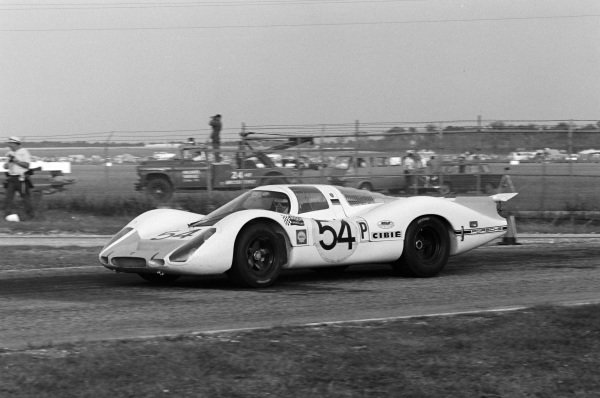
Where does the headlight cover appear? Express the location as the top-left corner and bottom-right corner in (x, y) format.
(168, 228), (216, 263)
(101, 227), (134, 251)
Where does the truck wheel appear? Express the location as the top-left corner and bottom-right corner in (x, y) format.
(228, 223), (284, 288)
(264, 175), (286, 185)
(358, 182), (373, 191)
(146, 178), (173, 201)
(392, 216), (450, 277)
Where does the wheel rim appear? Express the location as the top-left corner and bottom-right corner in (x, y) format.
(148, 181), (170, 200)
(414, 226), (442, 264)
(245, 235), (276, 277)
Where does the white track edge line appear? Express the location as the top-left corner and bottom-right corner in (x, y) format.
(75, 299), (600, 345)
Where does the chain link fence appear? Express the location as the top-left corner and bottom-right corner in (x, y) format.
(22, 119), (600, 221)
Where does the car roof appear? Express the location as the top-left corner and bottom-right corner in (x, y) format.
(253, 184), (390, 205)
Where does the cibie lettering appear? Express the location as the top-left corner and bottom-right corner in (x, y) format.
(372, 231), (402, 240)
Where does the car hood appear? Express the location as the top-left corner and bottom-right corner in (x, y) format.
(105, 227), (211, 260)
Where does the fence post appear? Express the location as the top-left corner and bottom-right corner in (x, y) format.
(319, 125), (325, 183)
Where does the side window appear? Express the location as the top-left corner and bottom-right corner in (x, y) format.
(375, 157), (389, 167)
(290, 186), (329, 214)
(243, 191), (290, 214)
(357, 158), (368, 168)
(390, 157), (402, 166)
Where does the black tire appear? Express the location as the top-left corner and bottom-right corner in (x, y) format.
(146, 178), (173, 201)
(264, 175), (286, 185)
(393, 216), (450, 277)
(138, 273), (181, 284)
(228, 223), (285, 288)
(358, 182), (373, 191)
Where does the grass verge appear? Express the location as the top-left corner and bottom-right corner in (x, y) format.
(0, 304), (598, 397)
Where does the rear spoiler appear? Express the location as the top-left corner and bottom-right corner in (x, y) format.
(490, 193), (518, 202)
(453, 192), (518, 218)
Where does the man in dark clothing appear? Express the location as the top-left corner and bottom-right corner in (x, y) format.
(209, 114), (222, 162)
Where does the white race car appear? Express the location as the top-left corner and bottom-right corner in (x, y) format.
(99, 185), (517, 287)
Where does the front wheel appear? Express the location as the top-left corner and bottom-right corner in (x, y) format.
(392, 216), (450, 277)
(228, 223), (285, 288)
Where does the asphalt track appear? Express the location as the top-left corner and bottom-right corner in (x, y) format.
(1, 234), (599, 350)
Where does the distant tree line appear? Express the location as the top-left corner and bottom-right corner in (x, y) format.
(357, 121), (600, 154)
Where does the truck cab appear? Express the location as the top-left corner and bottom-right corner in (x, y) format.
(135, 144), (297, 201)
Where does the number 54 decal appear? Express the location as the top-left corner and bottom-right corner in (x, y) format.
(313, 220), (360, 263)
(316, 220), (356, 250)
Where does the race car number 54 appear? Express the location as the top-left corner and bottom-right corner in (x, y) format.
(316, 220), (355, 250)
(313, 220), (360, 263)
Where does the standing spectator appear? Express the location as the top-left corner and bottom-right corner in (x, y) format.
(458, 154), (467, 173)
(209, 114), (222, 162)
(3, 136), (34, 221)
(403, 151), (416, 191)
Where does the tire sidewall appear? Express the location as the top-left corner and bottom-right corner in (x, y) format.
(401, 216), (450, 277)
(231, 223), (284, 287)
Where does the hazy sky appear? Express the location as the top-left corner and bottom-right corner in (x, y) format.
(1, 0), (599, 143)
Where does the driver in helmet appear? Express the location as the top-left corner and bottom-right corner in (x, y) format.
(271, 196), (290, 214)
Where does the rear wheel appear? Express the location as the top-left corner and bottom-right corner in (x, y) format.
(146, 178), (173, 201)
(393, 216), (450, 277)
(138, 273), (181, 284)
(228, 223), (284, 288)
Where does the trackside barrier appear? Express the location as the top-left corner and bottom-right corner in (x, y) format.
(498, 215), (520, 245)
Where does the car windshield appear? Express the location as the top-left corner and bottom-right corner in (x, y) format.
(190, 190), (290, 227)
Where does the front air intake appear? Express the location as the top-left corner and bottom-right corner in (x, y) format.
(111, 257), (147, 268)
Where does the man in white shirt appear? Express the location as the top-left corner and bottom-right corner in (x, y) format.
(3, 136), (34, 221)
(403, 151), (416, 191)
